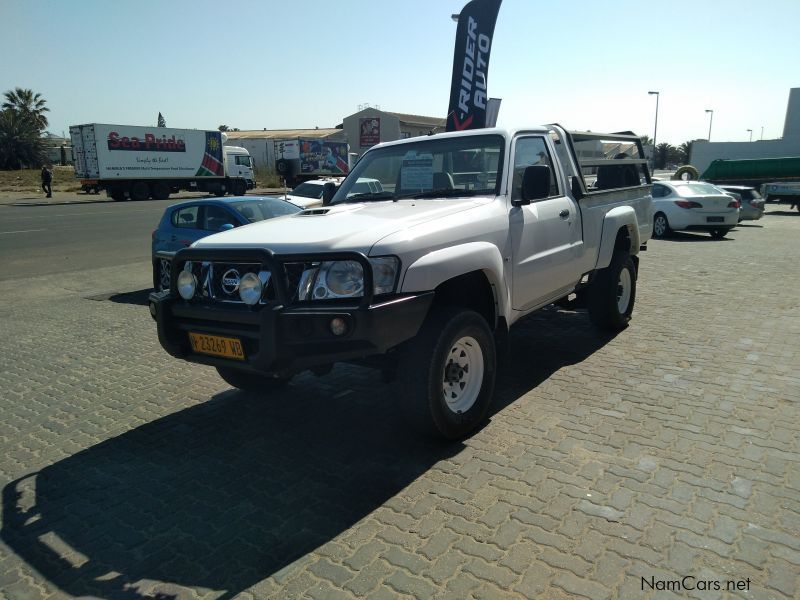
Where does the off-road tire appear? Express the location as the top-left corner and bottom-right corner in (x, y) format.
(216, 367), (292, 392)
(672, 165), (699, 181)
(587, 251), (636, 331)
(396, 307), (496, 440)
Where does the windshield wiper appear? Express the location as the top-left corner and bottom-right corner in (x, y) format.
(340, 191), (396, 203)
(402, 188), (483, 200)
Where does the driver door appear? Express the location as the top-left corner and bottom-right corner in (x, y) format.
(510, 135), (583, 310)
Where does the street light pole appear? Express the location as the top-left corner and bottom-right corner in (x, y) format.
(705, 109), (714, 141)
(648, 91), (659, 170)
(747, 129), (752, 142)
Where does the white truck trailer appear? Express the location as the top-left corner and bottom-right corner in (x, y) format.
(69, 124), (255, 201)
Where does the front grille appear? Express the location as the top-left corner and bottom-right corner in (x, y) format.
(184, 261), (275, 305)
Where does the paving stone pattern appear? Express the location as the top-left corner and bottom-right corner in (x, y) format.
(0, 211), (798, 599)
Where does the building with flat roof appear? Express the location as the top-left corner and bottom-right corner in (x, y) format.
(690, 87), (800, 174)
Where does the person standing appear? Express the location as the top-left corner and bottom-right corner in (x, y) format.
(41, 165), (52, 198)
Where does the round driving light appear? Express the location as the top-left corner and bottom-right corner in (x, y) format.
(177, 270), (197, 300)
(238, 272), (263, 305)
(330, 317), (348, 336)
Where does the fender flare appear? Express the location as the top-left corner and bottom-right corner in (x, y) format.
(400, 241), (508, 320)
(595, 206), (641, 270)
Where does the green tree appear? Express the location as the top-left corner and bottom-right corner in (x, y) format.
(157, 112), (166, 127)
(678, 141), (693, 165)
(0, 108), (45, 169)
(2, 87), (49, 131)
(218, 124), (229, 131)
(654, 142), (677, 169)
(639, 134), (652, 146)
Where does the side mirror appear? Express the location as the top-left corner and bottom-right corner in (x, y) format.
(220, 223), (235, 231)
(516, 165), (550, 205)
(322, 182), (337, 205)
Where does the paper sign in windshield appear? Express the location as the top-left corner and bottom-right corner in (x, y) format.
(400, 151), (434, 190)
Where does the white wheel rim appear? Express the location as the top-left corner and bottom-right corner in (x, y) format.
(617, 267), (632, 313)
(442, 335), (484, 414)
(654, 216), (666, 236)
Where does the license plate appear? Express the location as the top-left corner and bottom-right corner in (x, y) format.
(706, 216), (724, 223)
(189, 332), (245, 360)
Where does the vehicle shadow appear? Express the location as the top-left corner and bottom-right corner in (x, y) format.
(1, 307), (613, 599)
(764, 210), (799, 216)
(85, 289), (153, 306)
(657, 231), (732, 242)
(734, 223), (763, 228)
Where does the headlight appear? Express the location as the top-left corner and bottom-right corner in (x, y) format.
(177, 267), (196, 300)
(296, 256), (399, 300)
(238, 272), (263, 305)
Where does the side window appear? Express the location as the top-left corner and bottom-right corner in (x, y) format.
(172, 206), (199, 228)
(203, 205), (236, 231)
(652, 184), (669, 198)
(512, 137), (559, 201)
(234, 155), (251, 167)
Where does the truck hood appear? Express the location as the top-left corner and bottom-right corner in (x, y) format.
(193, 199), (489, 254)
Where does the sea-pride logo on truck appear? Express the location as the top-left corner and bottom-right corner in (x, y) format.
(107, 131), (186, 152)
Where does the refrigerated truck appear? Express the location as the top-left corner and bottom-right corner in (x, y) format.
(274, 138), (350, 187)
(70, 124), (256, 201)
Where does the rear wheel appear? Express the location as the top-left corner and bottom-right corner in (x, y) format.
(152, 182), (170, 200)
(110, 188), (126, 201)
(130, 181), (150, 201)
(397, 307), (496, 440)
(710, 228), (729, 239)
(587, 251), (636, 331)
(216, 367), (292, 392)
(653, 212), (671, 238)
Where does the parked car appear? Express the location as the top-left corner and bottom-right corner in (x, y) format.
(284, 177), (384, 208)
(717, 185), (765, 221)
(152, 196), (301, 291)
(283, 178), (344, 209)
(651, 181), (740, 239)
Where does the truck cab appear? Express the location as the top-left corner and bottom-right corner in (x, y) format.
(223, 146), (256, 190)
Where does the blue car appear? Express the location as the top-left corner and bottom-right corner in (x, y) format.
(152, 196), (301, 291)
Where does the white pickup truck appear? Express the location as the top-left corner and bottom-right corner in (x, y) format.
(150, 124), (652, 439)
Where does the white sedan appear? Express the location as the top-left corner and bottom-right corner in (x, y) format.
(651, 181), (740, 239)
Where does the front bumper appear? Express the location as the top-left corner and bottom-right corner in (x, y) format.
(149, 247), (433, 375)
(150, 291), (433, 374)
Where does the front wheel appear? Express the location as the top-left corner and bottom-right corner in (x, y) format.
(587, 251), (636, 331)
(232, 179), (247, 196)
(216, 366), (292, 393)
(710, 228), (730, 239)
(397, 307), (496, 440)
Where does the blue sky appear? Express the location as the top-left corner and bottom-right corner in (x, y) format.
(2, 0), (798, 145)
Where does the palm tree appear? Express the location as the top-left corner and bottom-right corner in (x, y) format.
(678, 141), (693, 165)
(2, 87), (49, 131)
(0, 108), (44, 169)
(655, 142), (676, 169)
(639, 134), (652, 146)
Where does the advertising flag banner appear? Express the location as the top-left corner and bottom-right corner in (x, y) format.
(446, 0), (502, 132)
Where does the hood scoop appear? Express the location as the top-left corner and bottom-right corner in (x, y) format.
(296, 204), (364, 217)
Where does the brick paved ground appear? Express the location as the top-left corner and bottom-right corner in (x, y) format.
(0, 208), (798, 599)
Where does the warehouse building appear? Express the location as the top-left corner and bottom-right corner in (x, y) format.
(224, 108), (446, 170)
(690, 88), (800, 174)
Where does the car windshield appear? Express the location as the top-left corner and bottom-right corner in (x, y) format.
(290, 183), (325, 199)
(231, 198), (301, 222)
(331, 134), (505, 204)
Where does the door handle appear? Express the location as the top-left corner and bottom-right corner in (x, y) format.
(559, 209), (570, 219)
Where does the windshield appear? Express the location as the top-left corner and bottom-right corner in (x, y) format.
(232, 198), (301, 222)
(678, 183), (729, 196)
(331, 134), (505, 204)
(290, 182), (325, 199)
